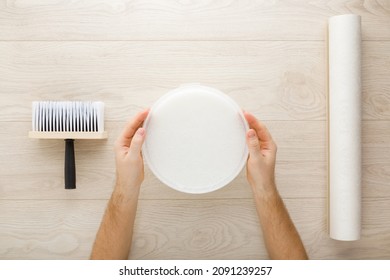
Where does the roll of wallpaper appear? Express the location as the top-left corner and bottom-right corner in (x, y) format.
(328, 14), (362, 241)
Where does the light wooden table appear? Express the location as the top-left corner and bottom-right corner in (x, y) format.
(0, 0), (389, 259)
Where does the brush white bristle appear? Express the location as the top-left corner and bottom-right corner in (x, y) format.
(32, 101), (104, 132)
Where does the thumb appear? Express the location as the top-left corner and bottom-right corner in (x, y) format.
(246, 129), (261, 160)
(128, 128), (146, 160)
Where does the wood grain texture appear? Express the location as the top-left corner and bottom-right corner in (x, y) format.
(0, 0), (389, 40)
(0, 41), (327, 121)
(0, 41), (389, 121)
(0, 121), (389, 200)
(1, 0), (389, 260)
(1, 198), (390, 260)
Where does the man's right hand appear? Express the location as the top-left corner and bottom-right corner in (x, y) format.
(244, 112), (277, 194)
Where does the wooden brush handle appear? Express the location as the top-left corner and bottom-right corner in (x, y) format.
(64, 139), (76, 189)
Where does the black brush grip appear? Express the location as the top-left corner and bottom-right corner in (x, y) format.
(64, 139), (76, 189)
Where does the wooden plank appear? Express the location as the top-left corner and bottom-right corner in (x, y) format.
(0, 41), (326, 121)
(0, 0), (388, 40)
(0, 121), (389, 199)
(362, 41), (390, 120)
(0, 41), (389, 121)
(131, 199), (264, 259)
(286, 198), (390, 260)
(0, 200), (104, 259)
(1, 198), (390, 259)
(137, 198), (382, 259)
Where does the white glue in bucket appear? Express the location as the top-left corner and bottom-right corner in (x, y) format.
(142, 84), (248, 194)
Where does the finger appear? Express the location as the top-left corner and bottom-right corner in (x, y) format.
(117, 109), (149, 148)
(128, 127), (146, 160)
(246, 129), (262, 159)
(244, 112), (273, 143)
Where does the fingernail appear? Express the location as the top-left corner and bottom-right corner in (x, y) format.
(248, 130), (256, 138)
(137, 128), (145, 136)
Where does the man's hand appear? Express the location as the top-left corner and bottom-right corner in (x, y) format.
(244, 111), (277, 194)
(114, 109), (149, 193)
(91, 109), (149, 260)
(243, 111), (308, 259)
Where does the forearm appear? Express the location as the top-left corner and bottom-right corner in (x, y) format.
(253, 183), (308, 260)
(90, 185), (140, 260)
